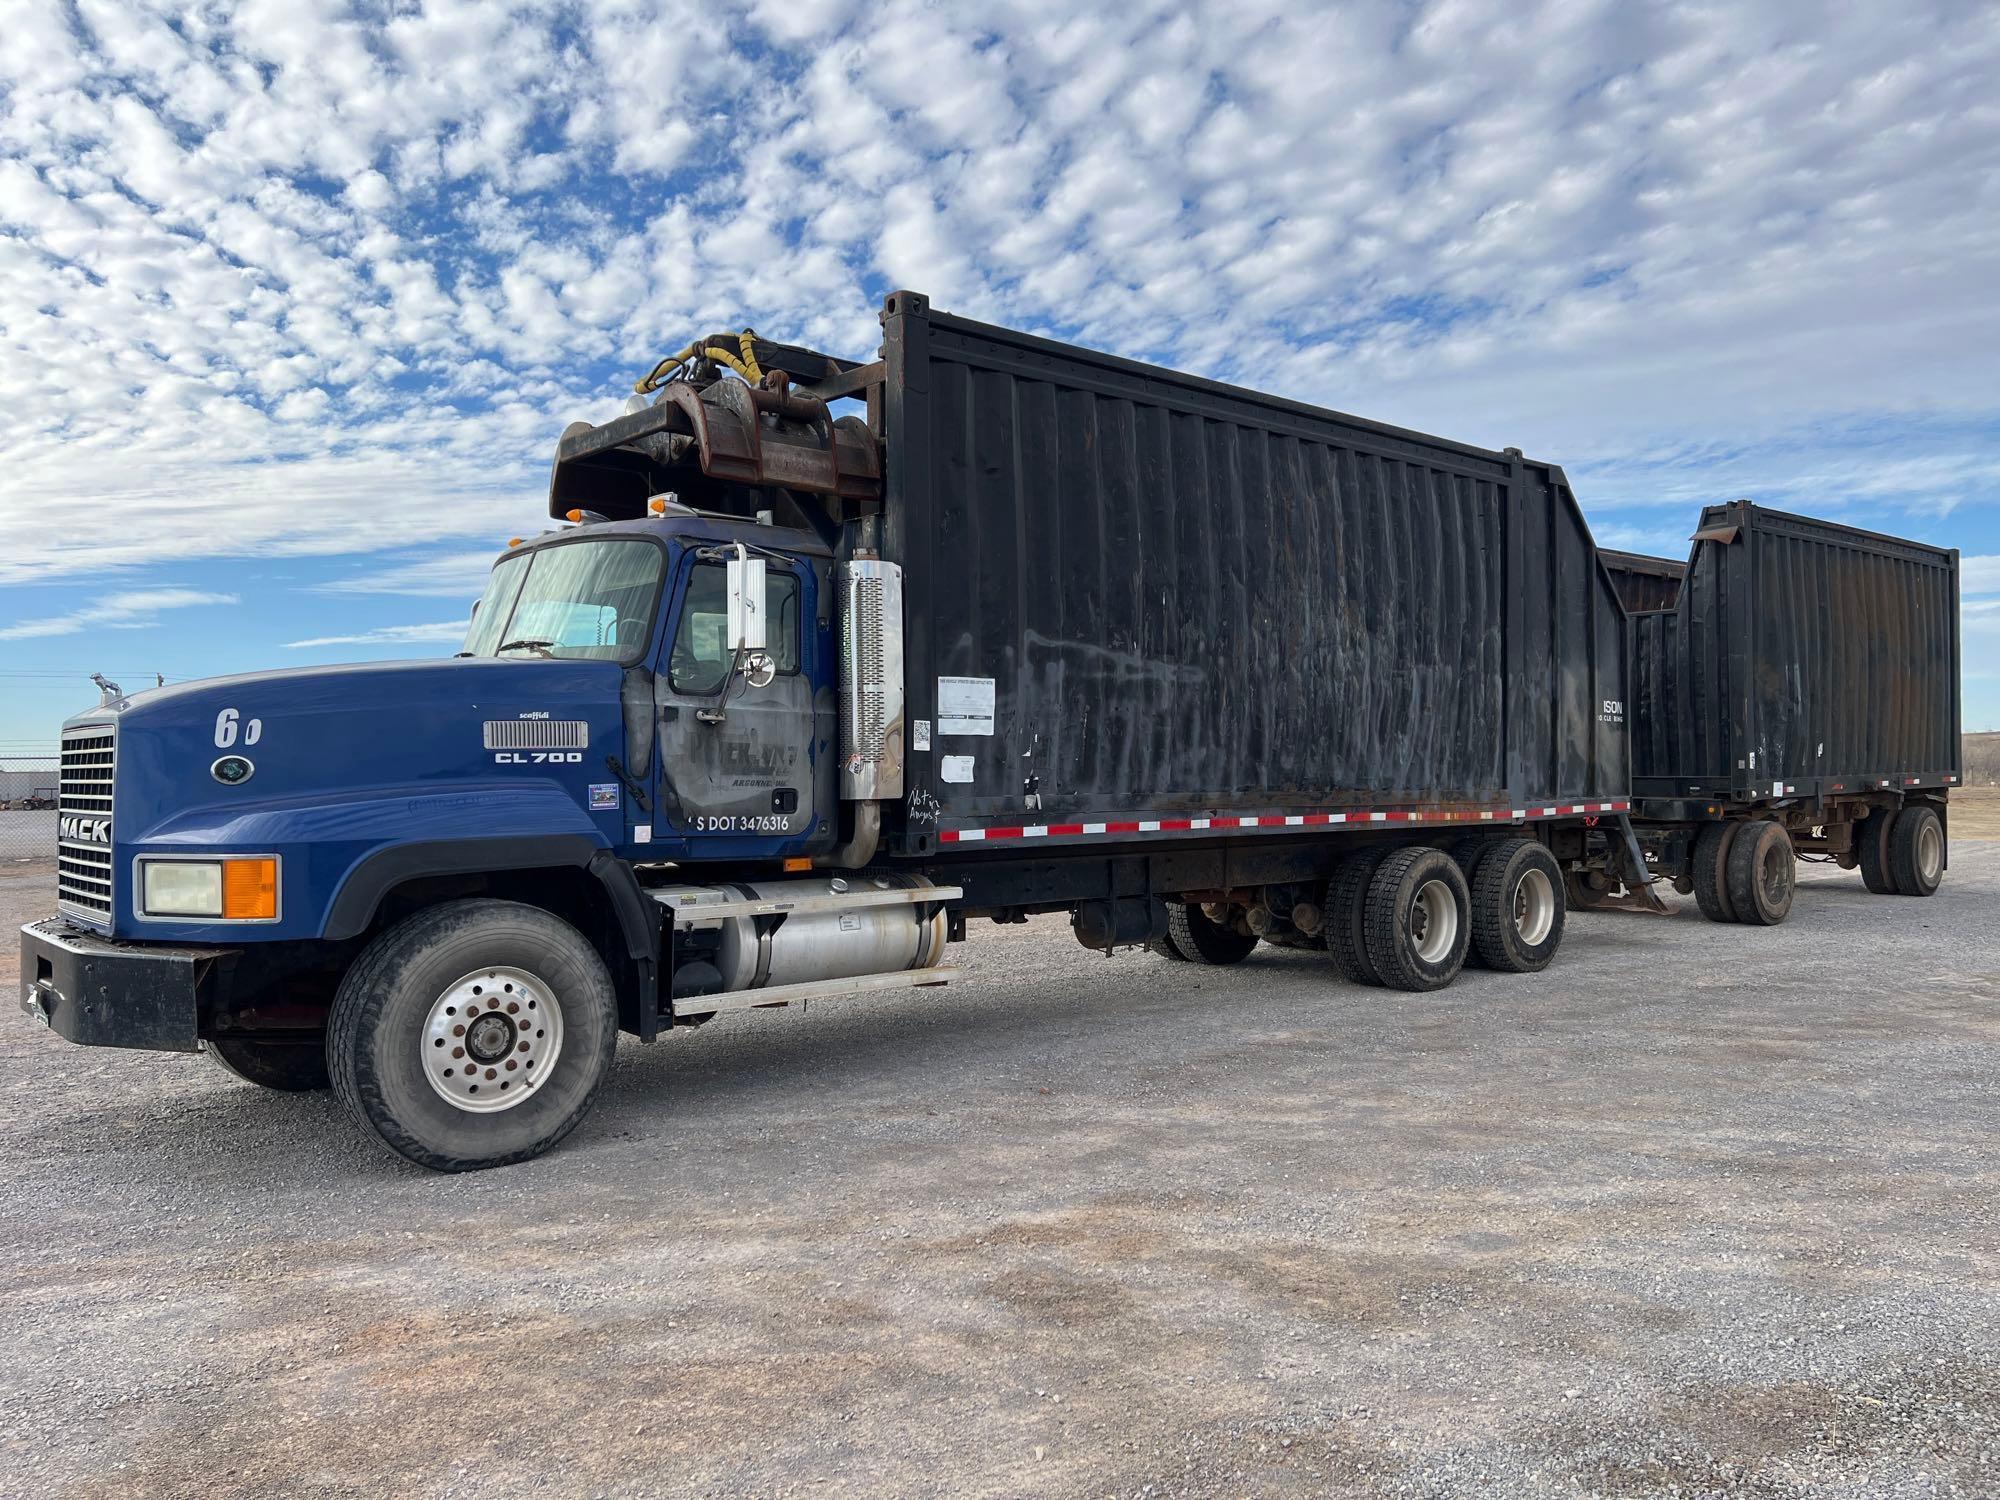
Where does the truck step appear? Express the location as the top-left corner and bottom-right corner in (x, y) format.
(671, 965), (960, 1019)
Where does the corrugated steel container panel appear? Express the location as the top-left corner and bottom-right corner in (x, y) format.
(1629, 501), (1961, 798)
(1602, 549), (1686, 613)
(877, 294), (1629, 855)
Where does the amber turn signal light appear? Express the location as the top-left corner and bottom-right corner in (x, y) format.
(221, 858), (278, 920)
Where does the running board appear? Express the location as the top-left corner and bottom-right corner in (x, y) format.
(671, 965), (960, 1018)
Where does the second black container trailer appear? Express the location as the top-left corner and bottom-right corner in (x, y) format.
(1583, 501), (1961, 922)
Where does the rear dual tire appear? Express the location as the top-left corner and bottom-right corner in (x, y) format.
(1886, 804), (1944, 897)
(1468, 839), (1566, 972)
(1325, 849), (1390, 986)
(1694, 820), (1795, 925)
(1858, 809), (1897, 895)
(1362, 848), (1470, 993)
(1162, 902), (1259, 965)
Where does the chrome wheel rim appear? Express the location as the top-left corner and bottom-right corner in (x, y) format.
(421, 966), (563, 1114)
(1916, 820), (1942, 883)
(1409, 878), (1459, 964)
(1513, 867), (1556, 946)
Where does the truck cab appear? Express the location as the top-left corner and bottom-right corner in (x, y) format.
(22, 334), (945, 1172)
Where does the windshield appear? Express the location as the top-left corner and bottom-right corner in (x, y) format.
(461, 539), (665, 661)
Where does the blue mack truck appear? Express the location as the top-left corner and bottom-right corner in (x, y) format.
(21, 294), (1663, 1171)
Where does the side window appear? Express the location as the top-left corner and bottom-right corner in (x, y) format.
(766, 571), (800, 673)
(669, 564), (801, 693)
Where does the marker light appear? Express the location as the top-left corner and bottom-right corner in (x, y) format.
(508, 537), (524, 547)
(222, 858), (279, 920)
(566, 508), (584, 523)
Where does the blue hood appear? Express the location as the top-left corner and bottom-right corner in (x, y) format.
(70, 657), (631, 938)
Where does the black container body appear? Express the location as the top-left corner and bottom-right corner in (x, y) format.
(1628, 501), (1961, 801)
(877, 293), (1629, 856)
(1602, 549), (1686, 613)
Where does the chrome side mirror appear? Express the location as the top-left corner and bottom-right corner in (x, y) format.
(724, 547), (767, 652)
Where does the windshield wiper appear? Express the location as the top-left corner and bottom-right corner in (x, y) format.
(497, 638), (557, 657)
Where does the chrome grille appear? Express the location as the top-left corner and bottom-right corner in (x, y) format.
(58, 725), (115, 919)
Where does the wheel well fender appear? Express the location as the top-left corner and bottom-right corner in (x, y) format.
(323, 837), (663, 1036)
(323, 836), (603, 940)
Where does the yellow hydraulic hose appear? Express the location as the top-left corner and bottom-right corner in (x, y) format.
(634, 330), (764, 395)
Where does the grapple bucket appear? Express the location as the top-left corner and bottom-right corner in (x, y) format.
(549, 373), (880, 521)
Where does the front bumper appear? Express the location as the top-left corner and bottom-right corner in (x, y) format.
(18, 920), (235, 1053)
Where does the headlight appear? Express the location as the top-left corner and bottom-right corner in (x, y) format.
(141, 861), (222, 916)
(139, 858), (278, 920)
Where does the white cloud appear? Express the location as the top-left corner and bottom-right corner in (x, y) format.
(313, 549), (502, 597)
(282, 621), (468, 649)
(0, 0), (1997, 595)
(1962, 556), (2000, 595)
(0, 588), (238, 641)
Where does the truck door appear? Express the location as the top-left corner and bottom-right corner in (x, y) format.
(652, 551), (832, 855)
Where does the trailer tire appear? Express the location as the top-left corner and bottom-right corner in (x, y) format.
(1446, 838), (1495, 969)
(1857, 809), (1897, 894)
(207, 1037), (331, 1092)
(1888, 804), (1944, 897)
(1469, 839), (1566, 973)
(1148, 933), (1190, 961)
(328, 899), (620, 1173)
(1325, 849), (1389, 986)
(1363, 847), (1470, 993)
(1691, 823), (1739, 923)
(1723, 820), (1795, 926)
(1165, 903), (1258, 966)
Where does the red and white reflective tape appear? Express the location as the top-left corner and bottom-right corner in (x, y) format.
(938, 800), (1630, 844)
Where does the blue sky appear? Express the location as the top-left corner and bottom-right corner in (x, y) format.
(3, 0), (2000, 757)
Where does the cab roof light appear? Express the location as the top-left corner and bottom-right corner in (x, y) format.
(507, 537), (525, 547)
(565, 508), (610, 525)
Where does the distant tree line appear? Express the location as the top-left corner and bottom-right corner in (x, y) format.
(1965, 734), (2000, 786)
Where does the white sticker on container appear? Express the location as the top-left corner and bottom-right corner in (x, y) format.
(912, 719), (932, 751)
(937, 676), (995, 736)
(940, 754), (975, 783)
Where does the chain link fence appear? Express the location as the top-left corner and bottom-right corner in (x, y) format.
(1, 757), (59, 866)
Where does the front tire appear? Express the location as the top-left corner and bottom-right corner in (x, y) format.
(207, 1037), (331, 1092)
(328, 900), (620, 1172)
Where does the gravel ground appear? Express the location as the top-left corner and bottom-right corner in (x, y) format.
(0, 807), (57, 863)
(1, 848), (1995, 1499)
